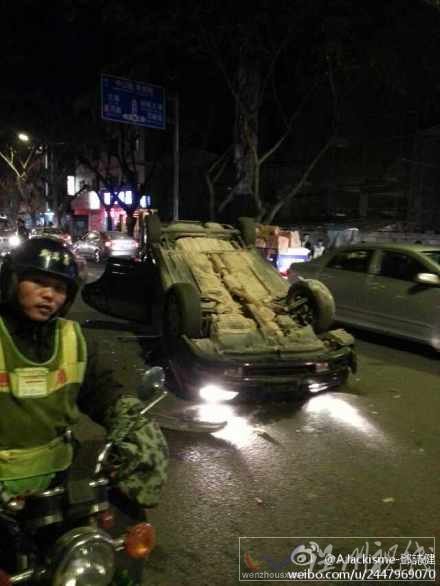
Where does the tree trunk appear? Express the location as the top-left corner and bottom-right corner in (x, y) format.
(234, 54), (261, 215)
(126, 211), (136, 236)
(205, 173), (216, 220)
(104, 207), (113, 230)
(29, 211), (38, 227)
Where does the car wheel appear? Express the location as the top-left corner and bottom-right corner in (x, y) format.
(146, 214), (162, 244)
(164, 283), (202, 342)
(287, 279), (335, 333)
(94, 250), (101, 263)
(238, 217), (256, 246)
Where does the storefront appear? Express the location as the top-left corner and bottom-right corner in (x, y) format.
(70, 190), (152, 238)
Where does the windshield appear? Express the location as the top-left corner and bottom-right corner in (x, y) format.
(422, 251), (440, 266)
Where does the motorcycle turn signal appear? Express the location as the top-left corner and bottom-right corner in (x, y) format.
(124, 523), (156, 559)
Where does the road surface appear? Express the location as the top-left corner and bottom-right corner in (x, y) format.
(71, 262), (439, 585)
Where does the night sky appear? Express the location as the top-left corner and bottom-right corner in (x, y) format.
(2, 1), (440, 222)
(1, 2), (437, 143)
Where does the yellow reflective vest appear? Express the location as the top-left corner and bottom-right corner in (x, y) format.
(0, 317), (87, 481)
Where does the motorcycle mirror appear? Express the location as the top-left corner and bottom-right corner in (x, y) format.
(139, 366), (166, 400)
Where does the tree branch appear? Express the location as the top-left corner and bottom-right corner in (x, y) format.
(260, 77), (323, 166)
(0, 151), (21, 176)
(264, 137), (334, 223)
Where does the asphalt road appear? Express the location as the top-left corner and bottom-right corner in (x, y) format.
(70, 262), (440, 586)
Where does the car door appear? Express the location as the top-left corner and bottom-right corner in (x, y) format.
(365, 250), (439, 343)
(82, 256), (159, 326)
(73, 234), (88, 256)
(316, 248), (376, 325)
(87, 232), (102, 257)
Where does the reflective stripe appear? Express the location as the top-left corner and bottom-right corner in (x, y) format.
(0, 319), (86, 393)
(60, 319), (78, 364)
(0, 364), (85, 394)
(0, 372), (8, 390)
(0, 334), (5, 371)
(0, 436), (73, 481)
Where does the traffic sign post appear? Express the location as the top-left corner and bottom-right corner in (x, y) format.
(100, 75), (180, 219)
(101, 75), (166, 130)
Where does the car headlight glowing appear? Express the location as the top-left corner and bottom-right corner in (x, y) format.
(199, 384), (238, 403)
(52, 528), (115, 586)
(8, 235), (21, 248)
(308, 382), (328, 394)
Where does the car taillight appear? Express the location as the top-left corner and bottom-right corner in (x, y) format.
(124, 523), (156, 559)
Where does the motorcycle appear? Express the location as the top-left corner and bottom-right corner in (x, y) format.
(0, 366), (224, 585)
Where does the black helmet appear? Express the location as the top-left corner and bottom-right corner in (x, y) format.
(0, 237), (81, 316)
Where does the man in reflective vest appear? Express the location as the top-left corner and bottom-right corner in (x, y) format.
(0, 237), (168, 507)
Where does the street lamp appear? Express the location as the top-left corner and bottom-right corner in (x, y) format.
(17, 132), (30, 143)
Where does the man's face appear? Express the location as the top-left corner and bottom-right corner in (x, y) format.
(17, 273), (68, 321)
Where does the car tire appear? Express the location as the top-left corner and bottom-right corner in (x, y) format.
(163, 282), (202, 341)
(287, 279), (335, 333)
(146, 214), (162, 244)
(238, 217), (256, 246)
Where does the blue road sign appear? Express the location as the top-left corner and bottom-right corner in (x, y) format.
(101, 75), (166, 130)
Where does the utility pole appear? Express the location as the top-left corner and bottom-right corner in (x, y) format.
(172, 94), (180, 221)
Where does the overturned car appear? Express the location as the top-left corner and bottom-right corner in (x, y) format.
(82, 217), (356, 400)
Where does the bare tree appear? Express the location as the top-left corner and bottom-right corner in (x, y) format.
(78, 125), (154, 234)
(194, 5), (343, 223)
(202, 51), (339, 222)
(0, 144), (46, 223)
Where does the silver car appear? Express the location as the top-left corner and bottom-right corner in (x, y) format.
(289, 243), (440, 350)
(72, 230), (138, 263)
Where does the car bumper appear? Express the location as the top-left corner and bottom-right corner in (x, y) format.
(169, 338), (356, 399)
(109, 250), (137, 258)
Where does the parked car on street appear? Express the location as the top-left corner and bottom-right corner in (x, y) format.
(82, 217), (356, 400)
(30, 226), (72, 246)
(72, 230), (138, 263)
(289, 242), (440, 351)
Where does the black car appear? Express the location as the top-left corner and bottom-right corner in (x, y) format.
(82, 217), (356, 400)
(30, 227), (72, 246)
